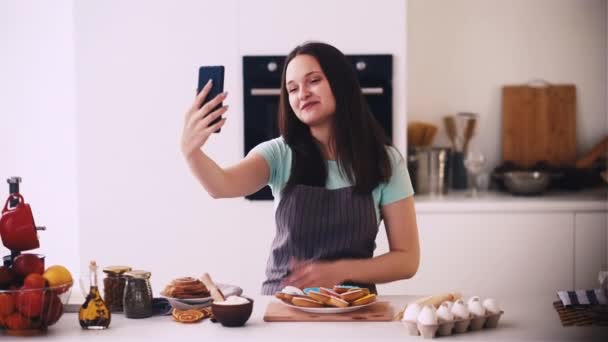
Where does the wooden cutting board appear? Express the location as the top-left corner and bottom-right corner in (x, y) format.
(263, 301), (394, 322)
(502, 84), (577, 167)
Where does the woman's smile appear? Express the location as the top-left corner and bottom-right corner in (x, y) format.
(300, 101), (320, 111)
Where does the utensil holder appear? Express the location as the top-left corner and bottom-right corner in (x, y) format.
(450, 151), (468, 190)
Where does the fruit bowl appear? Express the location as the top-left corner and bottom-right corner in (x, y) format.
(0, 282), (72, 336)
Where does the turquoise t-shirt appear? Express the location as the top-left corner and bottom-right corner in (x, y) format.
(250, 137), (414, 225)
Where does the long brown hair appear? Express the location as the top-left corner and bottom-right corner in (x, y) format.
(278, 42), (392, 194)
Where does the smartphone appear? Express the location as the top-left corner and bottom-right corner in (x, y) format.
(197, 65), (225, 133)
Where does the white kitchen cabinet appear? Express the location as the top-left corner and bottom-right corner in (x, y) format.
(574, 212), (608, 290)
(376, 212), (575, 297)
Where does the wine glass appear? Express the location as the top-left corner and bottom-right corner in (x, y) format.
(464, 151), (486, 197)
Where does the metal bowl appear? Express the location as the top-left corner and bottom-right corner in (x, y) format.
(502, 171), (551, 195)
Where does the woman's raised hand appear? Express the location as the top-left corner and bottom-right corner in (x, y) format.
(181, 79), (229, 158)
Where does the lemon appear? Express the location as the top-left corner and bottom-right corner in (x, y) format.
(43, 265), (73, 287)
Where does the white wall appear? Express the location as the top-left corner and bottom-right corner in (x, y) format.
(74, 0), (407, 295)
(0, 1), (79, 273)
(408, 0), (607, 169)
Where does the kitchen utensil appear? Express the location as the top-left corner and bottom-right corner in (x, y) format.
(455, 112), (477, 148)
(200, 273), (226, 302)
(0, 193), (40, 252)
(462, 116), (477, 154)
(422, 124), (438, 147)
(263, 300), (393, 322)
(499, 171), (552, 195)
(407, 122), (438, 147)
(502, 82), (576, 167)
(450, 151), (468, 190)
(443, 116), (457, 150)
(409, 147), (451, 195)
(407, 123), (423, 147)
(575, 136), (608, 169)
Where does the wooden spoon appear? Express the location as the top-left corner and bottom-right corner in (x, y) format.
(443, 116), (457, 150)
(200, 273), (225, 302)
(462, 117), (477, 154)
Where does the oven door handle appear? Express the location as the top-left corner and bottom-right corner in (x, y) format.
(250, 88), (281, 96)
(250, 87), (384, 96)
(361, 87), (384, 95)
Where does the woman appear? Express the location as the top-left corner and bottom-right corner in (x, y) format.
(181, 42), (420, 295)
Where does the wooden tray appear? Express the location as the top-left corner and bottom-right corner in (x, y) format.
(263, 300), (394, 322)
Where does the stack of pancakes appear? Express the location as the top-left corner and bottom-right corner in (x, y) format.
(163, 277), (210, 299)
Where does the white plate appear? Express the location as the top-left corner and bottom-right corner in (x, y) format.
(277, 299), (376, 314)
(161, 283), (242, 310)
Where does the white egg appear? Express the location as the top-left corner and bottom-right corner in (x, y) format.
(451, 299), (470, 319)
(417, 305), (438, 325)
(467, 298), (486, 317)
(483, 298), (501, 314)
(467, 296), (481, 306)
(402, 303), (422, 321)
(440, 301), (453, 310)
(436, 304), (454, 322)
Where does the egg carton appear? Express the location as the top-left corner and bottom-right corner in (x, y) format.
(401, 310), (504, 339)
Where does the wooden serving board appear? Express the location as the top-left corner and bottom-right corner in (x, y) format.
(502, 84), (577, 167)
(263, 301), (394, 322)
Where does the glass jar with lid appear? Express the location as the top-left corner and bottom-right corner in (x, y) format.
(103, 265), (132, 312)
(123, 270), (153, 318)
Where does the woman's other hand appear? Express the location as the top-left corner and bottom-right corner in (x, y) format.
(282, 259), (346, 289)
(181, 80), (229, 158)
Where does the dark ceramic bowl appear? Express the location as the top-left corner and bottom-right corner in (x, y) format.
(211, 297), (253, 327)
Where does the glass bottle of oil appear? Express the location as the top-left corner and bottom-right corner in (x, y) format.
(79, 260), (111, 329)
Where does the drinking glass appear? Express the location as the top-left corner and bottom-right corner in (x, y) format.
(464, 151), (486, 197)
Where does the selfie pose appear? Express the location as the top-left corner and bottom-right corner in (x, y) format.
(181, 42), (420, 295)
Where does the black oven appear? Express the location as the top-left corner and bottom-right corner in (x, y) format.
(243, 55), (393, 200)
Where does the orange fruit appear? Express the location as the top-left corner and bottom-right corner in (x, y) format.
(16, 290), (44, 318)
(23, 274), (46, 289)
(5, 312), (30, 330)
(0, 293), (15, 316)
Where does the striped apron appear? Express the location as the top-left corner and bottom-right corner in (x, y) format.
(261, 184), (379, 295)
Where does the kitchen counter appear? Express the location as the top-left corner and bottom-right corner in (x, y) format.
(34, 295), (606, 341)
(414, 188), (607, 213)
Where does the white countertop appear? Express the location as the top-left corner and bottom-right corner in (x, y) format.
(31, 295), (607, 342)
(414, 188), (608, 213)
